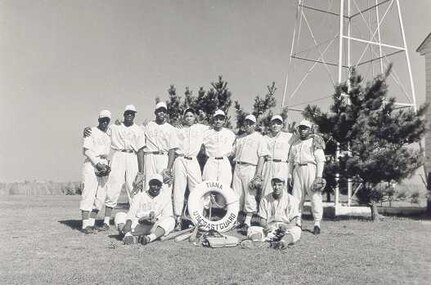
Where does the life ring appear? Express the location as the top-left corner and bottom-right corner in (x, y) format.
(188, 180), (239, 233)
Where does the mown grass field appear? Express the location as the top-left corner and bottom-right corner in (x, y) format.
(0, 195), (430, 285)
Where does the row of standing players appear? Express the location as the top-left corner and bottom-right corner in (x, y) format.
(80, 102), (326, 245)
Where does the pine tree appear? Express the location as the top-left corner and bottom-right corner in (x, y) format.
(303, 68), (427, 220)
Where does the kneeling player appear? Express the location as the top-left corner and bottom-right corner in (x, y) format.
(115, 174), (175, 245)
(241, 175), (301, 249)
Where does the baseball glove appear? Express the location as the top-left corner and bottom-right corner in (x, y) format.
(132, 172), (145, 195)
(95, 164), (111, 177)
(310, 177), (326, 192)
(161, 169), (173, 185)
(249, 175), (263, 191)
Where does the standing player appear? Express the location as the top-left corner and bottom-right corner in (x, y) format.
(242, 175), (302, 249)
(202, 109), (236, 187)
(261, 115), (294, 197)
(115, 174), (175, 245)
(80, 110), (112, 233)
(100, 105), (146, 230)
(171, 108), (208, 228)
(288, 119), (326, 235)
(232, 114), (269, 229)
(138, 102), (178, 188)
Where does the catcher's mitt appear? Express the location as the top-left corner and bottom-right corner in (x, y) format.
(310, 177), (326, 192)
(249, 175), (263, 191)
(95, 164), (111, 177)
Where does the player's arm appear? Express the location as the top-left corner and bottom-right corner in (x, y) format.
(254, 156), (265, 178)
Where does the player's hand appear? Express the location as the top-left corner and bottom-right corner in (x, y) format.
(99, 154), (109, 159)
(287, 174), (293, 188)
(115, 119), (121, 125)
(311, 177), (326, 192)
(161, 169), (173, 185)
(83, 127), (92, 138)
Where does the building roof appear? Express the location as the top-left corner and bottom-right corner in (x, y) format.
(417, 32), (431, 55)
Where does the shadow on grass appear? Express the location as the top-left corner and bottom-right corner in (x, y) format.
(58, 219), (82, 231)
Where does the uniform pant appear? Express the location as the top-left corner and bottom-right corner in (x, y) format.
(232, 164), (257, 213)
(262, 161), (288, 197)
(203, 157), (232, 187)
(172, 157), (202, 216)
(105, 151), (138, 208)
(292, 164), (322, 222)
(80, 161), (108, 212)
(144, 153), (169, 186)
(114, 212), (175, 236)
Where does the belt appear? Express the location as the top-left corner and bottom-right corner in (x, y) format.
(236, 161), (256, 166)
(214, 157), (224, 160)
(119, 149), (134, 153)
(266, 158), (287, 163)
(145, 151), (166, 155)
(296, 162), (315, 167)
(178, 155), (194, 160)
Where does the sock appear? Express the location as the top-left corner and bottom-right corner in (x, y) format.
(82, 219), (89, 229)
(314, 221), (320, 228)
(104, 217), (110, 225)
(147, 234), (157, 242)
(244, 214), (252, 226)
(88, 218), (95, 227)
(297, 214), (302, 226)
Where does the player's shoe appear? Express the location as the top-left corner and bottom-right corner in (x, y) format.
(240, 239), (269, 249)
(237, 224), (249, 235)
(270, 240), (287, 250)
(81, 226), (95, 234)
(98, 223), (110, 231)
(313, 225), (321, 235)
(139, 235), (151, 245)
(123, 234), (138, 245)
(174, 216), (182, 231)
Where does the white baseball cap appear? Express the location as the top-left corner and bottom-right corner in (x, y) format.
(98, 110), (111, 119)
(155, 101), (167, 111)
(271, 115), (283, 122)
(298, 119), (312, 128)
(271, 175), (286, 183)
(148, 174), (163, 185)
(245, 114), (256, 123)
(214, 109), (226, 118)
(124, 104), (137, 113)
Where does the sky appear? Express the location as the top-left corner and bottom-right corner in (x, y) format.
(0, 0), (430, 182)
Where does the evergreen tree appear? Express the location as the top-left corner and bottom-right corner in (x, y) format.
(303, 68), (427, 220)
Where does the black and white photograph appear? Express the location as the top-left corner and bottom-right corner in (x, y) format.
(1, 0), (430, 284)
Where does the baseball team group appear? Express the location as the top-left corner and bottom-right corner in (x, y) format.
(80, 101), (326, 249)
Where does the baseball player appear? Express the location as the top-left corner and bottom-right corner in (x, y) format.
(232, 114), (269, 229)
(262, 115), (294, 198)
(80, 110), (112, 234)
(114, 174), (175, 245)
(89, 105), (146, 231)
(288, 119), (326, 235)
(241, 175), (301, 249)
(202, 109), (236, 187)
(171, 108), (209, 229)
(138, 102), (178, 189)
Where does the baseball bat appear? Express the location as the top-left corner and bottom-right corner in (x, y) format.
(160, 227), (194, 241)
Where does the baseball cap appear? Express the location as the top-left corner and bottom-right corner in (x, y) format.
(245, 114), (256, 123)
(98, 110), (111, 119)
(148, 174), (163, 185)
(214, 109), (226, 118)
(271, 175), (286, 183)
(271, 115), (283, 122)
(183, 107), (195, 115)
(124, 104), (137, 113)
(155, 101), (167, 111)
(298, 119), (312, 128)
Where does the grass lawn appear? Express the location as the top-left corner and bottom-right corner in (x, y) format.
(0, 195), (430, 285)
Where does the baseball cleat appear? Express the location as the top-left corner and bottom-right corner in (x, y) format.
(270, 240), (287, 250)
(139, 235), (151, 245)
(98, 223), (110, 231)
(313, 225), (321, 235)
(123, 235), (138, 245)
(81, 226), (95, 234)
